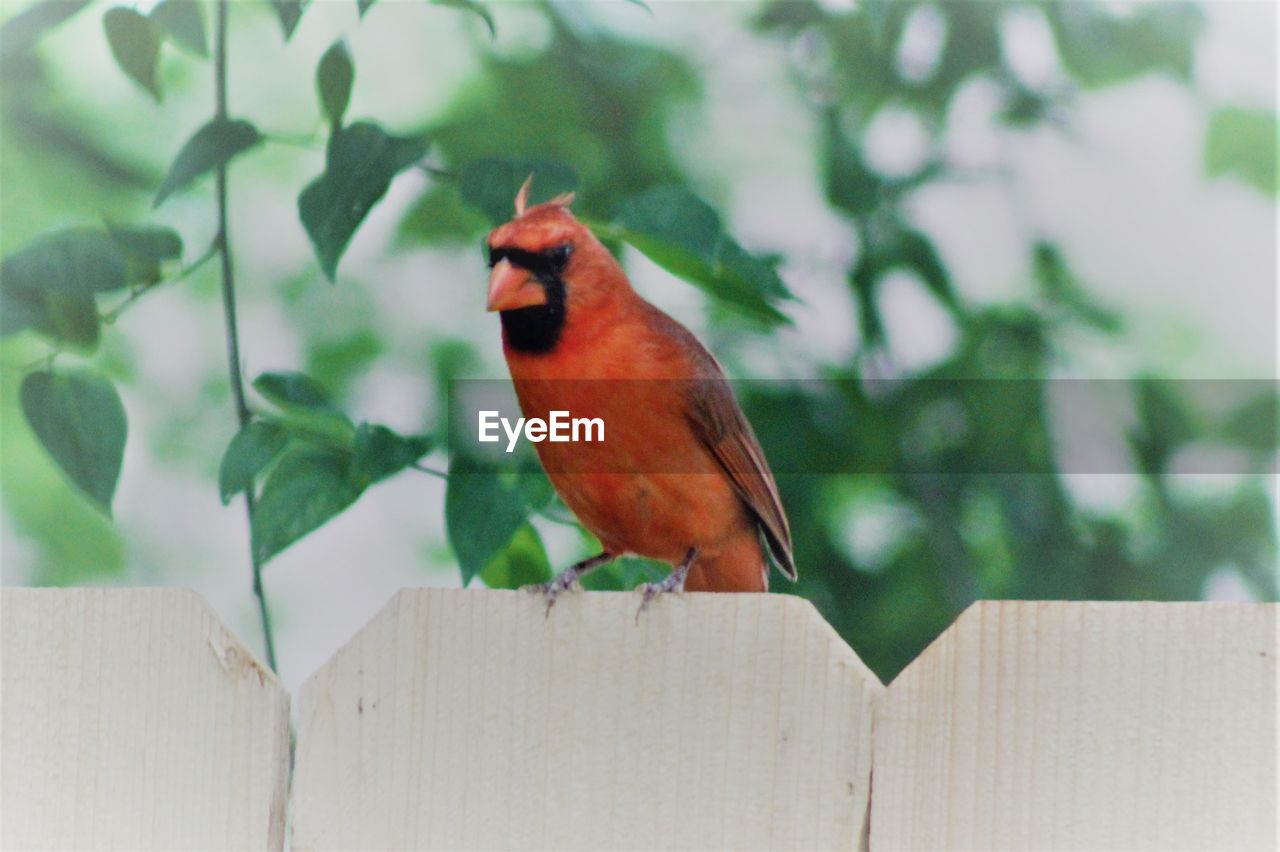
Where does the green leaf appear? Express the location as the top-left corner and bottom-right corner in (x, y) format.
(458, 157), (579, 226)
(269, 0), (306, 40)
(821, 109), (881, 217)
(398, 183), (489, 244)
(445, 454), (532, 586)
(352, 423), (433, 484)
(1129, 377), (1197, 477)
(252, 371), (358, 451)
(218, 420), (288, 504)
(252, 447), (362, 563)
(515, 463), (554, 511)
(611, 186), (793, 325)
(149, 0), (206, 57)
(0, 228), (131, 347)
(2, 228), (127, 296)
(618, 185), (719, 259)
(44, 293), (100, 347)
(20, 370), (127, 515)
(430, 0), (494, 37)
(1221, 392), (1279, 453)
(895, 229), (957, 309)
(253, 371), (334, 411)
(0, 289), (99, 347)
(582, 557), (666, 592)
(105, 223), (183, 284)
(0, 283), (50, 337)
(1047, 2), (1201, 88)
(103, 7), (161, 101)
(1032, 242), (1121, 333)
(316, 39), (354, 128)
(1206, 107), (1278, 196)
(847, 219), (964, 346)
(105, 223), (183, 265)
(299, 121), (429, 279)
(357, 0), (376, 17)
(478, 523), (551, 588)
(154, 118), (263, 206)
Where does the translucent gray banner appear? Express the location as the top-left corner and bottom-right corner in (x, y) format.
(447, 379), (1277, 475)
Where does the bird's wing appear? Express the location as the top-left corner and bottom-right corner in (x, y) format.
(687, 379), (796, 580)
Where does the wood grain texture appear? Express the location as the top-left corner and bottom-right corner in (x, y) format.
(871, 601), (1278, 852)
(1, 588), (290, 851)
(291, 589), (882, 851)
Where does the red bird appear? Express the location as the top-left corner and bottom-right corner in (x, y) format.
(485, 180), (795, 611)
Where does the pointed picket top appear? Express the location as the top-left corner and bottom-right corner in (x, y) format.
(1, 588), (290, 850)
(293, 589), (883, 850)
(872, 600), (1278, 852)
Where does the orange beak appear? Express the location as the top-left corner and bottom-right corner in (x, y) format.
(486, 259), (547, 312)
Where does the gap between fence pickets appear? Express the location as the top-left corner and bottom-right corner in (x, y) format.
(859, 723), (875, 852)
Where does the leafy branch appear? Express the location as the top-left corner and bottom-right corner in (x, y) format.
(219, 371), (434, 566)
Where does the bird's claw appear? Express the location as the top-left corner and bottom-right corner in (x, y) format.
(522, 570), (582, 618)
(634, 573), (686, 624)
(634, 547), (699, 624)
(521, 553), (615, 619)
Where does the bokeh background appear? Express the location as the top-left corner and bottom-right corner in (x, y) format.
(2, 0), (1276, 693)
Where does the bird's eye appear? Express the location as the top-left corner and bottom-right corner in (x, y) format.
(548, 244), (572, 266)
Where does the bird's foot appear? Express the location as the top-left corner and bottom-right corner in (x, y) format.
(635, 547), (699, 624)
(523, 552), (614, 618)
(523, 567), (582, 617)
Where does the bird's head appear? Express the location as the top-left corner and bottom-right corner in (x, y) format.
(485, 177), (627, 354)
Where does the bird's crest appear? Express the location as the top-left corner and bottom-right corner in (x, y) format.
(514, 174), (576, 217)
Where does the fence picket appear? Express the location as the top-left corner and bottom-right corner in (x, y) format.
(871, 601), (1278, 851)
(290, 589), (882, 851)
(1, 588), (290, 851)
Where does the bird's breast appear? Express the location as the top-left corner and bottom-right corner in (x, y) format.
(510, 376), (717, 476)
(509, 375), (743, 560)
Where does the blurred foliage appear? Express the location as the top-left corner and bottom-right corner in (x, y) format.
(748, 0), (1276, 676)
(399, 7), (700, 241)
(1206, 107), (1279, 196)
(1, 0), (1276, 682)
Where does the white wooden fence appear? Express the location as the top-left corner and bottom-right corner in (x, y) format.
(1, 587), (1275, 851)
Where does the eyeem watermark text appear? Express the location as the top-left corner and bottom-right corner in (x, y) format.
(478, 410), (605, 453)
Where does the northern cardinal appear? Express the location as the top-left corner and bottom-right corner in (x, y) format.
(485, 179), (795, 611)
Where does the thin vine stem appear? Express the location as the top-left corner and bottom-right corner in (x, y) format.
(414, 162), (456, 181)
(535, 507), (583, 529)
(411, 461), (449, 480)
(262, 130), (321, 149)
(101, 239), (219, 325)
(214, 0), (277, 673)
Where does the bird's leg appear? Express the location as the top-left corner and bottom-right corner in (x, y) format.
(524, 552), (614, 617)
(635, 547), (700, 623)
